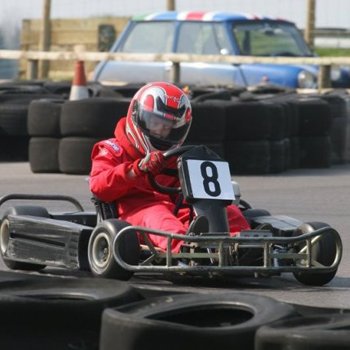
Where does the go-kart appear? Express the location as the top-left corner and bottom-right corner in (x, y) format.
(0, 145), (343, 286)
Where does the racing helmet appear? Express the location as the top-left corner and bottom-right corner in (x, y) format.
(126, 82), (192, 154)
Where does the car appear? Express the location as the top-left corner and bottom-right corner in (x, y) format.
(0, 145), (343, 285)
(93, 11), (350, 89)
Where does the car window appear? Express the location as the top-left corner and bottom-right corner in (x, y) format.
(233, 21), (312, 56)
(177, 22), (231, 55)
(120, 22), (174, 53)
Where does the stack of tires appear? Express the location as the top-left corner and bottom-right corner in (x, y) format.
(0, 82), (63, 162)
(23, 84), (350, 175)
(28, 97), (131, 174)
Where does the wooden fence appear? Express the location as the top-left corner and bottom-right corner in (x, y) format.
(2, 48), (350, 89)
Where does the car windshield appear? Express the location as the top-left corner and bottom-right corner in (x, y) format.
(119, 21), (175, 53)
(232, 21), (313, 57)
(177, 22), (231, 55)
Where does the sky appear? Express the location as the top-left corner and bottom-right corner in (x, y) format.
(1, 0), (350, 49)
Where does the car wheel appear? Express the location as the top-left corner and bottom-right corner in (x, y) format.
(88, 219), (139, 280)
(292, 222), (342, 286)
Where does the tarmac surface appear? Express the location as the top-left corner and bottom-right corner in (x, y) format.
(0, 161), (350, 311)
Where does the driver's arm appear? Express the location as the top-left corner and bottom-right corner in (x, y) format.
(89, 141), (165, 203)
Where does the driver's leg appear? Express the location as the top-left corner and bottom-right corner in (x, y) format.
(121, 203), (186, 252)
(227, 204), (251, 235)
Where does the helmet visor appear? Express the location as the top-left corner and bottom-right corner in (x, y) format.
(137, 108), (190, 146)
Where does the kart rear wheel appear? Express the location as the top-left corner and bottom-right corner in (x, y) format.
(292, 222), (341, 286)
(0, 206), (49, 271)
(88, 219), (140, 280)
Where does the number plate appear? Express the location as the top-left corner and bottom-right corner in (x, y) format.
(184, 159), (235, 201)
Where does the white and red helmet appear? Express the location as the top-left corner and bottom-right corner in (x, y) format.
(126, 82), (192, 155)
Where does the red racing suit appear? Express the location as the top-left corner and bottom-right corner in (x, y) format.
(89, 117), (250, 252)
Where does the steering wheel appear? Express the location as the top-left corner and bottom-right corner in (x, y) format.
(148, 145), (194, 194)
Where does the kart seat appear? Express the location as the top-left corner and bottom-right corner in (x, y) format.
(91, 196), (118, 221)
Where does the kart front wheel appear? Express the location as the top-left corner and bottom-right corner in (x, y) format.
(88, 219), (140, 280)
(292, 222), (342, 286)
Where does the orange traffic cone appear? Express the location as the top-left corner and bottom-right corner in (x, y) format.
(69, 61), (89, 100)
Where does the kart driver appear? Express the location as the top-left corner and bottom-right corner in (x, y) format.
(89, 82), (250, 253)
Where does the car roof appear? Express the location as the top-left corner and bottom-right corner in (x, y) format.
(132, 11), (292, 23)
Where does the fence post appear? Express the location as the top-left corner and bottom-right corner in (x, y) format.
(170, 62), (180, 84)
(39, 0), (51, 79)
(318, 65), (331, 89)
(27, 59), (39, 80)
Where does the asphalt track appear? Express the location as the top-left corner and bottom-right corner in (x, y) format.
(0, 161), (349, 311)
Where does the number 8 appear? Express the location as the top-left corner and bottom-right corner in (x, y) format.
(200, 161), (221, 197)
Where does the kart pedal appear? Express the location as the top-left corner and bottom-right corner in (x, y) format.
(187, 215), (209, 235)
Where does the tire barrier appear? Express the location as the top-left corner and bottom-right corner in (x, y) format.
(58, 137), (102, 174)
(99, 292), (296, 350)
(0, 81), (349, 174)
(60, 97), (130, 137)
(29, 137), (60, 173)
(0, 270), (143, 350)
(255, 313), (350, 350)
(27, 98), (65, 137)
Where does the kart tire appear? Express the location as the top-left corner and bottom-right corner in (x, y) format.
(292, 97), (331, 137)
(100, 292), (296, 350)
(225, 140), (271, 174)
(299, 136), (332, 168)
(293, 222), (342, 286)
(58, 136), (100, 174)
(255, 313), (350, 350)
(0, 206), (50, 271)
(27, 99), (64, 137)
(88, 219), (140, 280)
(60, 97), (129, 137)
(29, 137), (60, 173)
(225, 101), (271, 141)
(0, 270), (142, 350)
(187, 101), (227, 142)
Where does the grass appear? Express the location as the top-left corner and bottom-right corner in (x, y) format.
(315, 47), (350, 57)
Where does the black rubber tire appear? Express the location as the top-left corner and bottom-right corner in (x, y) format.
(0, 270), (142, 350)
(88, 219), (140, 280)
(0, 103), (29, 136)
(255, 313), (350, 350)
(330, 116), (347, 164)
(270, 139), (288, 173)
(225, 140), (271, 174)
(187, 101), (227, 142)
(293, 222), (341, 286)
(58, 137), (101, 174)
(29, 137), (60, 173)
(27, 99), (65, 137)
(299, 136), (332, 168)
(0, 206), (50, 271)
(0, 136), (29, 161)
(292, 97), (332, 137)
(60, 97), (130, 137)
(263, 102), (289, 141)
(289, 136), (300, 169)
(225, 101), (271, 141)
(100, 292), (296, 350)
